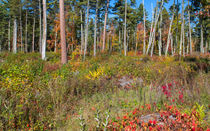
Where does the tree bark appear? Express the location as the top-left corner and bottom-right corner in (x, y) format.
(165, 1), (175, 56)
(171, 34), (174, 56)
(84, 0), (90, 60)
(102, 0), (109, 52)
(39, 0), (42, 53)
(42, 0), (47, 60)
(93, 0), (98, 57)
(59, 0), (68, 64)
(123, 0), (127, 56)
(8, 20), (11, 52)
(32, 17), (35, 52)
(179, 0), (184, 56)
(25, 11), (28, 53)
(143, 0), (146, 54)
(158, 12), (162, 56)
(200, 22), (204, 54)
(20, 6), (23, 52)
(13, 19), (17, 53)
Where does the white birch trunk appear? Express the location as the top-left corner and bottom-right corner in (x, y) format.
(179, 0), (184, 56)
(123, 0), (127, 56)
(42, 0), (47, 60)
(84, 0), (90, 60)
(93, 0), (98, 57)
(200, 23), (204, 54)
(143, 0), (146, 54)
(165, 2), (175, 56)
(158, 12), (162, 56)
(25, 11), (28, 53)
(13, 19), (17, 53)
(54, 26), (57, 53)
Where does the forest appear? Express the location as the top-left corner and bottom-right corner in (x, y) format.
(0, 0), (209, 130)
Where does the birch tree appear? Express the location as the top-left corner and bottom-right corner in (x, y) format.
(25, 11), (28, 52)
(123, 0), (127, 56)
(13, 18), (17, 53)
(93, 0), (98, 56)
(179, 0), (184, 56)
(59, 0), (68, 64)
(143, 0), (146, 54)
(42, 0), (47, 60)
(84, 0), (90, 60)
(165, 0), (175, 56)
(102, 0), (109, 52)
(188, 0), (192, 54)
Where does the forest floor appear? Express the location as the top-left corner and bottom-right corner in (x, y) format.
(0, 52), (209, 130)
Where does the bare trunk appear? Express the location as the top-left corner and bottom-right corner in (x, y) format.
(175, 0), (179, 54)
(123, 0), (127, 56)
(200, 23), (204, 54)
(93, 0), (98, 57)
(42, 0), (47, 60)
(165, 1), (175, 56)
(187, 31), (189, 54)
(147, 3), (154, 55)
(143, 0), (146, 54)
(188, 0), (192, 54)
(135, 29), (138, 55)
(102, 0), (109, 52)
(158, 12), (162, 56)
(39, 0), (42, 53)
(84, 0), (90, 60)
(32, 17), (35, 52)
(147, 0), (164, 55)
(59, 0), (67, 64)
(8, 20), (11, 52)
(80, 10), (84, 55)
(20, 7), (23, 52)
(179, 0), (184, 56)
(13, 19), (17, 53)
(25, 11), (28, 53)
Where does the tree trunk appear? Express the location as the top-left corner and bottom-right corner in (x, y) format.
(93, 0), (98, 57)
(32, 17), (35, 52)
(143, 0), (146, 54)
(123, 0), (127, 56)
(20, 6), (23, 52)
(200, 23), (204, 54)
(147, 3), (154, 55)
(42, 0), (47, 60)
(179, 0), (184, 56)
(80, 10), (84, 55)
(25, 11), (28, 53)
(13, 19), (17, 53)
(188, 0), (192, 54)
(165, 1), (175, 56)
(102, 0), (109, 52)
(39, 0), (42, 54)
(84, 0), (90, 60)
(135, 29), (138, 55)
(59, 0), (68, 64)
(158, 12), (162, 56)
(8, 20), (11, 52)
(175, 0), (179, 53)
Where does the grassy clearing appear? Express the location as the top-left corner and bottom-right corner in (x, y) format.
(0, 52), (209, 130)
